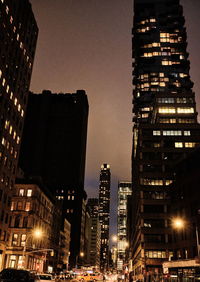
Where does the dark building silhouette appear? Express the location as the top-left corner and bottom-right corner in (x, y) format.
(0, 0), (38, 269)
(171, 148), (200, 260)
(19, 89), (89, 268)
(98, 164), (111, 271)
(131, 0), (200, 279)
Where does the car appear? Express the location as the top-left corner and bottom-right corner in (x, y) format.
(0, 268), (39, 282)
(90, 273), (103, 281)
(37, 273), (55, 281)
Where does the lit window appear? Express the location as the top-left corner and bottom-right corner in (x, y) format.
(1, 137), (5, 146)
(20, 234), (26, 247)
(152, 42), (160, 47)
(12, 234), (18, 246)
(11, 201), (15, 211)
(21, 110), (24, 117)
(162, 60), (172, 65)
(2, 78), (5, 86)
(185, 142), (195, 148)
(158, 108), (176, 114)
(184, 131), (191, 136)
(159, 82), (165, 87)
(25, 202), (31, 211)
(163, 130), (182, 136)
(153, 143), (160, 148)
(6, 5), (9, 14)
(4, 120), (9, 129)
(160, 33), (169, 38)
(16, 136), (20, 144)
(142, 113), (148, 118)
(9, 126), (12, 135)
(27, 189), (32, 197)
(153, 131), (161, 136)
(19, 189), (24, 196)
(13, 131), (16, 140)
(175, 142), (183, 148)
(177, 107), (194, 114)
(140, 179), (164, 186)
(14, 98), (17, 105)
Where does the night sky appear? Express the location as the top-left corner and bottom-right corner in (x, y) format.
(29, 0), (200, 236)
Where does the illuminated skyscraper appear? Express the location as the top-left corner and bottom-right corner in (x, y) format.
(98, 164), (111, 270)
(117, 182), (132, 271)
(131, 0), (200, 279)
(0, 0), (38, 269)
(87, 198), (101, 268)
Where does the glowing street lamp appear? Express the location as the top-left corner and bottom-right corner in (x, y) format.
(32, 228), (43, 239)
(172, 218), (185, 229)
(172, 217), (200, 257)
(80, 252), (84, 257)
(22, 228), (44, 269)
(112, 235), (118, 243)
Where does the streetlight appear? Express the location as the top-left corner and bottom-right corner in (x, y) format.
(112, 235), (118, 243)
(80, 252), (84, 257)
(22, 228), (44, 269)
(172, 217), (185, 229)
(172, 217), (200, 257)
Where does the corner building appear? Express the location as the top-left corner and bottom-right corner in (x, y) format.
(98, 164), (111, 271)
(131, 0), (200, 279)
(0, 0), (38, 269)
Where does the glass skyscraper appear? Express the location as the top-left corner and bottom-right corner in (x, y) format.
(131, 0), (200, 279)
(117, 182), (132, 271)
(98, 164), (111, 271)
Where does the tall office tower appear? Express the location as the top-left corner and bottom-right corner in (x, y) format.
(117, 182), (132, 271)
(98, 164), (111, 270)
(87, 198), (99, 218)
(19, 89), (89, 268)
(86, 198), (101, 268)
(132, 0), (200, 279)
(0, 0), (38, 269)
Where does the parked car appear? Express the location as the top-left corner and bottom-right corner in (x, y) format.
(0, 268), (39, 282)
(37, 273), (55, 281)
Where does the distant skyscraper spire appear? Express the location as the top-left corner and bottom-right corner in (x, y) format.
(98, 164), (111, 271)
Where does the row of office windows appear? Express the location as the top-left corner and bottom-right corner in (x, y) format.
(159, 118), (195, 124)
(153, 130), (190, 136)
(140, 179), (173, 186)
(157, 98), (194, 104)
(0, 71), (24, 118)
(1, 2), (33, 67)
(158, 107), (194, 114)
(145, 250), (173, 259)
